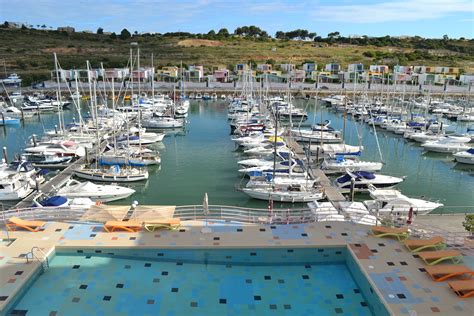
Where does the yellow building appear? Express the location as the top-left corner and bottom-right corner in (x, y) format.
(157, 67), (179, 78)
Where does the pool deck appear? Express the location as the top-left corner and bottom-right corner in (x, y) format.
(0, 220), (473, 315)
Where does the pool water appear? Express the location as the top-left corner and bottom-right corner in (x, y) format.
(9, 248), (387, 316)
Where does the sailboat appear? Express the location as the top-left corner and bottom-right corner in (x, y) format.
(241, 75), (325, 203)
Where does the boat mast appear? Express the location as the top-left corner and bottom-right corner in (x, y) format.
(151, 53), (155, 103)
(74, 72), (84, 135)
(111, 77), (117, 156)
(137, 47), (142, 151)
(53, 53), (64, 133)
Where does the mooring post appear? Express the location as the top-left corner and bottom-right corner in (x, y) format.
(350, 178), (355, 202)
(32, 134), (37, 147)
(2, 147), (8, 164)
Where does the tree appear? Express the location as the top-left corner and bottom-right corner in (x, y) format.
(207, 30), (216, 37)
(119, 28), (131, 40)
(275, 31), (286, 39)
(109, 32), (117, 39)
(97, 27), (104, 34)
(443, 34), (449, 41)
(217, 28), (229, 37)
(308, 32), (317, 40)
(21, 24), (27, 30)
(328, 31), (340, 39)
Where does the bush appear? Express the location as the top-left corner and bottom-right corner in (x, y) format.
(463, 214), (474, 235)
(362, 51), (374, 58)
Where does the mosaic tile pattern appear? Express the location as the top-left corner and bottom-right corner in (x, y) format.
(1, 221), (473, 316)
(11, 252), (373, 316)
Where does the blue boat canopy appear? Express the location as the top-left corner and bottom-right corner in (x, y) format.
(38, 196), (67, 207)
(467, 148), (474, 154)
(247, 171), (263, 177)
(354, 171), (376, 179)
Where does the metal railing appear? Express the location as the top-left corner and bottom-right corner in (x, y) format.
(25, 246), (49, 272)
(0, 205), (316, 225)
(172, 205), (316, 224)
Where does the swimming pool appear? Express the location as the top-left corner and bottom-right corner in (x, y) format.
(8, 247), (389, 315)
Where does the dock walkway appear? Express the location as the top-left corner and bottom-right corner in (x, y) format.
(13, 129), (119, 209)
(284, 136), (346, 205)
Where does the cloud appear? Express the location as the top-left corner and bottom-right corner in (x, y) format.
(312, 0), (473, 23)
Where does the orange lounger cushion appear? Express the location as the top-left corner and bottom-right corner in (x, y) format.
(6, 216), (46, 232)
(448, 280), (474, 298)
(104, 220), (142, 232)
(425, 265), (474, 282)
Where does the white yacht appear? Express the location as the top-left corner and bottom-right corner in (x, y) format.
(142, 115), (185, 129)
(335, 170), (404, 193)
(421, 136), (471, 153)
(242, 185), (325, 203)
(24, 140), (86, 158)
(56, 179), (135, 202)
(321, 157), (383, 174)
(364, 186), (443, 215)
(0, 172), (33, 201)
(75, 165), (149, 182)
(453, 148), (474, 165)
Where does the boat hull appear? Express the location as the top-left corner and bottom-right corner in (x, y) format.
(75, 170), (148, 182)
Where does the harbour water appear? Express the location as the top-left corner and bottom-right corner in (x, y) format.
(1, 100), (473, 213)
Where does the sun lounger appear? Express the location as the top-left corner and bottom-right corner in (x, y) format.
(6, 217), (46, 232)
(448, 280), (474, 298)
(371, 226), (409, 241)
(104, 220), (142, 232)
(418, 250), (463, 266)
(425, 265), (474, 282)
(403, 236), (445, 253)
(144, 218), (181, 232)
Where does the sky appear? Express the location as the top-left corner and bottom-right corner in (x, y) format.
(0, 0), (473, 38)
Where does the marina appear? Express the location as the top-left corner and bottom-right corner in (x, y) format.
(0, 7), (473, 315)
(2, 98), (472, 213)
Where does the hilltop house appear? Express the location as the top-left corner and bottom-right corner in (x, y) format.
(156, 67), (179, 81)
(259, 71), (285, 83)
(280, 64), (296, 73)
(234, 64), (249, 74)
(257, 64), (273, 73)
(460, 74), (474, 85)
(290, 69), (306, 82)
(103, 68), (130, 81)
(213, 69), (230, 82)
(184, 65), (204, 82)
(302, 63), (317, 73)
(325, 63), (341, 74)
(131, 67), (154, 82)
(348, 63), (364, 74)
(51, 68), (99, 81)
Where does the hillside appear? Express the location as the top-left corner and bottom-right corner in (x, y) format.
(1, 28), (473, 85)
